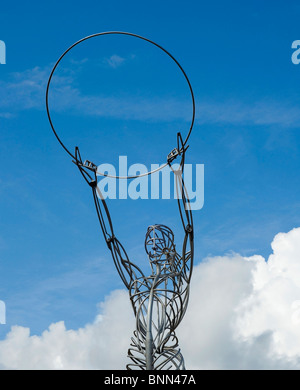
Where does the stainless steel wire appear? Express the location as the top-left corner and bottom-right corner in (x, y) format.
(46, 32), (195, 370)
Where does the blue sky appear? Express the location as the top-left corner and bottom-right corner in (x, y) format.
(1, 0), (300, 347)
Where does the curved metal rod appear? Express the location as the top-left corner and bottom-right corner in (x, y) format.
(46, 31), (195, 178)
(96, 162), (169, 180)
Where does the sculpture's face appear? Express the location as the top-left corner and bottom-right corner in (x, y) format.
(145, 224), (176, 265)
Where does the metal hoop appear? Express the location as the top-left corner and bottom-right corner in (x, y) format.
(46, 31), (195, 179)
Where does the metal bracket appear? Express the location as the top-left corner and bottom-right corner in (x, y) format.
(83, 160), (97, 171)
(167, 148), (180, 163)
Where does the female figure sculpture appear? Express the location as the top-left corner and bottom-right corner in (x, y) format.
(46, 31), (195, 370)
(73, 140), (194, 370)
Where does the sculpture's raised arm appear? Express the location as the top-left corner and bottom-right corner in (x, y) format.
(168, 133), (194, 284)
(73, 147), (145, 290)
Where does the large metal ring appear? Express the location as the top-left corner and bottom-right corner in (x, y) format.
(46, 31), (195, 179)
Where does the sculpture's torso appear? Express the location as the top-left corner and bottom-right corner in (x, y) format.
(128, 263), (188, 370)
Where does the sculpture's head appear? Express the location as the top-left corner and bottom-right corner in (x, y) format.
(145, 224), (176, 265)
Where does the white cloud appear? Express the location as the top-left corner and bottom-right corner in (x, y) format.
(235, 228), (300, 359)
(104, 54), (125, 69)
(0, 290), (134, 370)
(1, 227), (300, 369)
(1, 65), (300, 127)
(178, 228), (300, 369)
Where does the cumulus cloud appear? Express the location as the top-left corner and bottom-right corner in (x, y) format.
(235, 228), (300, 360)
(1, 228), (300, 369)
(0, 290), (134, 370)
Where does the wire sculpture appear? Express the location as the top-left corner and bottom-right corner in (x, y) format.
(46, 32), (195, 370)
